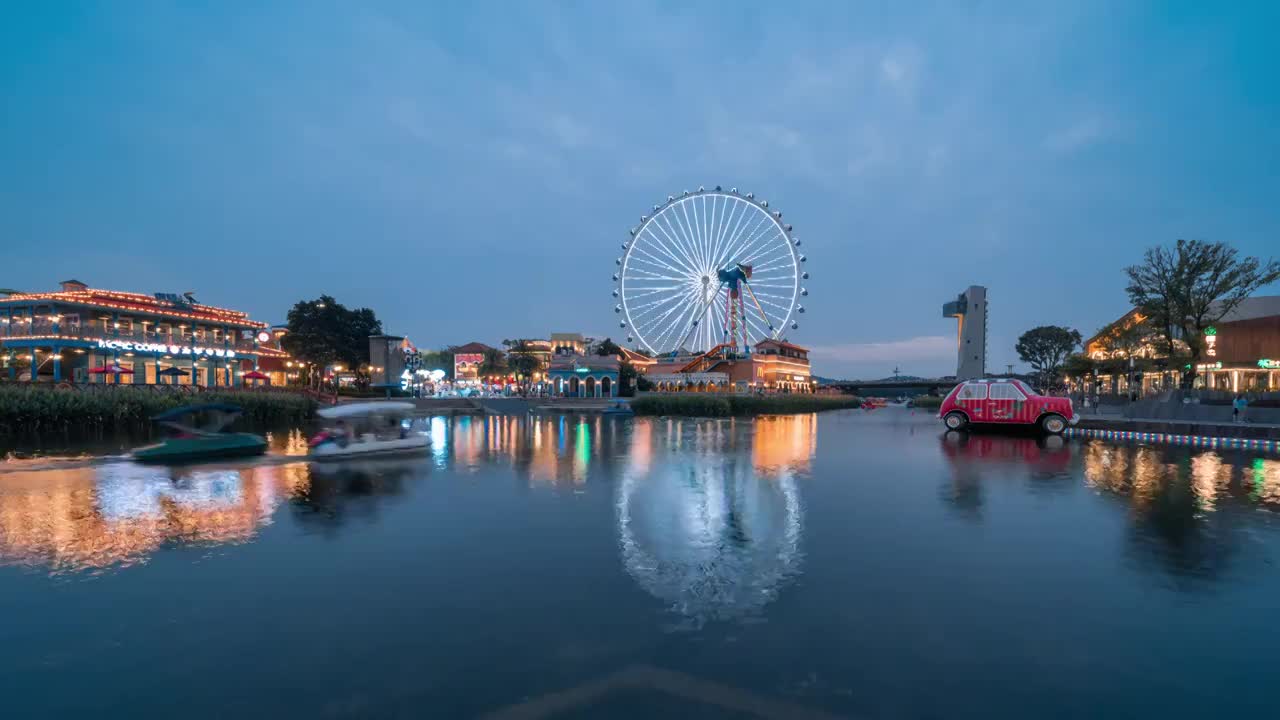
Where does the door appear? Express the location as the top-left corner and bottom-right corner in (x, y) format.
(955, 382), (988, 420)
(986, 382), (1028, 424)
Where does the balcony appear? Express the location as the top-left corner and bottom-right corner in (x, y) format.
(0, 321), (263, 353)
(942, 298), (967, 318)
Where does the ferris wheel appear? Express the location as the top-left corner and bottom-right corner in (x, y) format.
(613, 186), (807, 355)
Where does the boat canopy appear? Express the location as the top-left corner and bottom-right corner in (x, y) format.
(317, 401), (417, 420)
(152, 403), (244, 421)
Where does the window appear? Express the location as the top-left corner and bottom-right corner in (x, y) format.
(989, 383), (1026, 401)
(957, 383), (987, 400)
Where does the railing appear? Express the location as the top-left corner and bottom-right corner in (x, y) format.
(0, 322), (263, 352)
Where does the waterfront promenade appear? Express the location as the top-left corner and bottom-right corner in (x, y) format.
(1073, 399), (1280, 441)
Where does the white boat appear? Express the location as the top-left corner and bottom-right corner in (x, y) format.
(308, 402), (430, 461)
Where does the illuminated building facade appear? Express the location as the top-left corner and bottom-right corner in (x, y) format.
(450, 342), (495, 384)
(547, 355), (620, 397)
(550, 332), (589, 355)
(1, 280), (290, 386)
(646, 339), (814, 392)
(1085, 296), (1280, 393)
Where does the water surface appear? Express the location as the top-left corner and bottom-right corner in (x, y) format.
(1, 411), (1278, 718)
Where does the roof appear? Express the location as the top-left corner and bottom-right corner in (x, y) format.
(1087, 296), (1280, 346)
(1218, 295), (1280, 323)
(1085, 308), (1146, 347)
(317, 401), (416, 419)
(450, 341), (496, 354)
(755, 338), (808, 352)
(0, 286), (266, 328)
(618, 347), (655, 364)
(548, 355), (619, 372)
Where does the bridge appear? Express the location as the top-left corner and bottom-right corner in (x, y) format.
(822, 378), (958, 397)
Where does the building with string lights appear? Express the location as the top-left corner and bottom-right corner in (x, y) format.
(645, 339), (814, 393)
(0, 280), (292, 386)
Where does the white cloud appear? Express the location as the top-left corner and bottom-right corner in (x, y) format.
(1044, 116), (1109, 153)
(878, 43), (925, 100)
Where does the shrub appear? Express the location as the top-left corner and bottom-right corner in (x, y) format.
(910, 395), (943, 410)
(0, 384), (316, 434)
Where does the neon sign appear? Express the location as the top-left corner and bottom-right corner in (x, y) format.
(96, 339), (236, 359)
(1204, 326), (1217, 357)
(1259, 359), (1280, 369)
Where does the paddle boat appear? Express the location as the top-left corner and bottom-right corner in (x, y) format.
(308, 402), (430, 461)
(602, 400), (635, 416)
(132, 403), (268, 463)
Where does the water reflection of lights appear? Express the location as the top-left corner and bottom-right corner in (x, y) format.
(429, 416), (449, 467)
(751, 414), (817, 472)
(616, 435), (804, 628)
(95, 465), (244, 520)
(0, 462), (310, 574)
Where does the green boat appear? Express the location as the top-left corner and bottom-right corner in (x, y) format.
(132, 403), (267, 463)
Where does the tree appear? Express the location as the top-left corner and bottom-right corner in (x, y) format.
(503, 339), (545, 386)
(479, 347), (507, 379)
(595, 338), (623, 357)
(281, 295), (383, 373)
(617, 360), (638, 397)
(1062, 353), (1097, 381)
(1126, 239), (1280, 387)
(1016, 326), (1082, 389)
(418, 349), (454, 378)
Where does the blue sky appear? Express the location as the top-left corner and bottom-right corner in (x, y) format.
(3, 1), (1277, 379)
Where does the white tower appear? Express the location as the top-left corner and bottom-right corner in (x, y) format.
(942, 286), (987, 380)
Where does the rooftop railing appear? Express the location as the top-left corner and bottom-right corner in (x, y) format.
(0, 322), (267, 352)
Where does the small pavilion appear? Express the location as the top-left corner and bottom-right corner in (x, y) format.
(547, 355), (619, 398)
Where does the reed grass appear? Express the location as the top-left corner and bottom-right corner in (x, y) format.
(0, 384), (316, 434)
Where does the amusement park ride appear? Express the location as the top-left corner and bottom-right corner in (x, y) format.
(613, 186), (808, 363)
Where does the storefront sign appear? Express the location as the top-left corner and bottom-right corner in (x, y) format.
(454, 353), (483, 382)
(1195, 361), (1222, 371)
(96, 339), (236, 359)
(1204, 326), (1217, 357)
(1259, 359), (1280, 369)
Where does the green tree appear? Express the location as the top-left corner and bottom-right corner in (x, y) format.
(418, 349), (454, 378)
(1062, 353), (1097, 381)
(1126, 239), (1280, 387)
(617, 361), (639, 396)
(503, 339), (545, 386)
(479, 347), (507, 379)
(595, 338), (623, 357)
(281, 295), (383, 372)
(1016, 326), (1082, 389)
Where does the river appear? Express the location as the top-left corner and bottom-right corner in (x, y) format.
(1, 410), (1278, 718)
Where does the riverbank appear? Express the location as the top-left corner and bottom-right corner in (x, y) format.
(0, 384), (316, 435)
(629, 393), (861, 416)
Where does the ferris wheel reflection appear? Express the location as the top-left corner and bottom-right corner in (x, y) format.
(615, 417), (810, 628)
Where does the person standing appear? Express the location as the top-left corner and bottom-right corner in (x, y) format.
(1232, 394), (1247, 423)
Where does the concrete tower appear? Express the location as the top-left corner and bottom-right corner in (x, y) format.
(942, 286), (987, 380)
